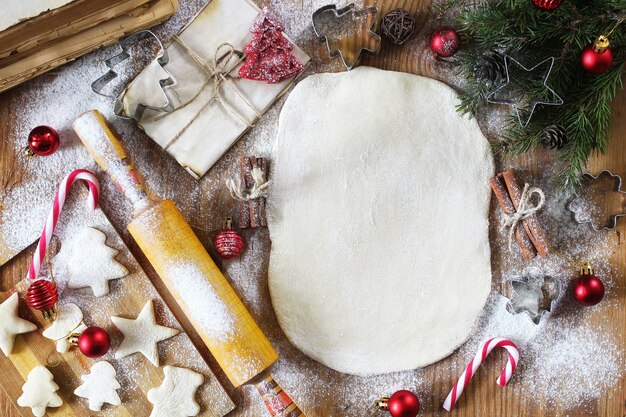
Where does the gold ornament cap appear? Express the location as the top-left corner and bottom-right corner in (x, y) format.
(593, 35), (610, 53)
(580, 261), (594, 276)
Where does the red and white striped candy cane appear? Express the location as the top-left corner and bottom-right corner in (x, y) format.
(28, 169), (99, 280)
(443, 337), (519, 411)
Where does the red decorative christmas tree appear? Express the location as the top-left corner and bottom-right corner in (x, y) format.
(238, 8), (304, 84)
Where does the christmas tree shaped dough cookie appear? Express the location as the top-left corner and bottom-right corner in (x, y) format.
(53, 227), (129, 297)
(42, 303), (87, 352)
(17, 365), (63, 417)
(74, 361), (121, 411)
(148, 366), (203, 417)
(0, 293), (37, 355)
(111, 300), (179, 366)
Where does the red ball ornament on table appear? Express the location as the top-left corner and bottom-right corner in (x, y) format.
(531, 0), (563, 11)
(572, 262), (605, 306)
(377, 390), (420, 417)
(214, 218), (244, 259)
(581, 36), (613, 74)
(26, 279), (58, 321)
(26, 126), (60, 156)
(430, 27), (460, 58)
(74, 326), (111, 358)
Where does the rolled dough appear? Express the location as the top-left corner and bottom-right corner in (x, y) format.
(268, 67), (494, 376)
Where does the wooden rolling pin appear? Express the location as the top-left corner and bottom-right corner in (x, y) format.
(73, 110), (305, 417)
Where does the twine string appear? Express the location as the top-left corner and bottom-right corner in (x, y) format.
(226, 166), (270, 201)
(501, 183), (545, 252)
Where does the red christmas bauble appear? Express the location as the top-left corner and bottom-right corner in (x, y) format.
(78, 327), (111, 358)
(26, 279), (58, 314)
(387, 390), (420, 417)
(580, 43), (613, 74)
(214, 221), (244, 259)
(573, 275), (605, 306)
(531, 0), (563, 11)
(27, 126), (60, 156)
(430, 27), (460, 58)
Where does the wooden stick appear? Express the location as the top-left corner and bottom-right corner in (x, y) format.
(501, 169), (550, 257)
(489, 174), (537, 260)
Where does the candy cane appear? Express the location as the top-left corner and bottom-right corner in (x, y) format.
(443, 337), (519, 411)
(28, 169), (99, 280)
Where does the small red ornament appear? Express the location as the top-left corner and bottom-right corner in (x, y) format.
(430, 27), (460, 58)
(376, 390), (420, 417)
(531, 0), (563, 11)
(581, 36), (613, 74)
(26, 279), (58, 321)
(214, 218), (244, 259)
(70, 326), (111, 358)
(572, 262), (605, 306)
(26, 126), (60, 156)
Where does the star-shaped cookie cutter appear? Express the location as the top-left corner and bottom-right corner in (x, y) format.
(505, 267), (561, 325)
(568, 170), (626, 231)
(91, 30), (174, 121)
(312, 3), (381, 70)
(487, 55), (563, 128)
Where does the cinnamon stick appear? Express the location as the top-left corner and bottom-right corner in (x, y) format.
(239, 156), (268, 228)
(489, 174), (537, 260)
(501, 169), (550, 256)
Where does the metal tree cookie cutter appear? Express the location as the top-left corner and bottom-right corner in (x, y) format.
(505, 267), (561, 325)
(91, 30), (175, 121)
(312, 3), (381, 70)
(568, 170), (626, 231)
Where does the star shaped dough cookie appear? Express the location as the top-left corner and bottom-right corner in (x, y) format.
(111, 300), (179, 366)
(0, 293), (37, 355)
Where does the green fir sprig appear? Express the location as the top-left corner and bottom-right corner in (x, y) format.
(452, 0), (625, 188)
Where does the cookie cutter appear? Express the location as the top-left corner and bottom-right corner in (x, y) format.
(568, 170), (626, 231)
(91, 30), (174, 121)
(312, 3), (381, 70)
(505, 267), (561, 325)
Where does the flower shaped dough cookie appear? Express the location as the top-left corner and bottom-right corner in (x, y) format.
(53, 227), (129, 297)
(74, 361), (121, 411)
(0, 293), (37, 355)
(148, 366), (203, 417)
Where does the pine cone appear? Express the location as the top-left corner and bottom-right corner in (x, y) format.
(473, 50), (506, 87)
(542, 125), (568, 150)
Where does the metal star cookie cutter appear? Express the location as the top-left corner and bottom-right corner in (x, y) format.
(312, 3), (381, 70)
(505, 267), (561, 325)
(568, 170), (626, 231)
(487, 55), (563, 128)
(91, 30), (174, 121)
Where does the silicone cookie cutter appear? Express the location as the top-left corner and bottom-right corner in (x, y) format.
(91, 30), (174, 121)
(312, 3), (381, 70)
(568, 170), (626, 231)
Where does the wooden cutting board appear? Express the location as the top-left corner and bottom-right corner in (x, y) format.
(0, 186), (235, 417)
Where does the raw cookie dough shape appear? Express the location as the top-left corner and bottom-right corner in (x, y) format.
(17, 365), (63, 417)
(42, 303), (87, 353)
(111, 300), (179, 366)
(0, 293), (37, 355)
(53, 227), (129, 297)
(74, 361), (122, 411)
(268, 67), (494, 376)
(147, 365), (203, 417)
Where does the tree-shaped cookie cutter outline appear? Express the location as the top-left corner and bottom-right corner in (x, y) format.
(91, 30), (174, 121)
(312, 3), (381, 71)
(568, 170), (626, 231)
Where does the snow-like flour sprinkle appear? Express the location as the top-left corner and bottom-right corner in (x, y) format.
(166, 261), (235, 341)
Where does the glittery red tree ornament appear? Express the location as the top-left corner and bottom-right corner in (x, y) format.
(26, 126), (60, 156)
(376, 390), (420, 417)
(531, 0), (563, 11)
(238, 8), (304, 84)
(430, 27), (460, 57)
(26, 279), (58, 321)
(214, 218), (244, 259)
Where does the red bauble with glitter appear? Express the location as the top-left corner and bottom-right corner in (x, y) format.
(531, 0), (563, 11)
(379, 390), (420, 417)
(430, 27), (460, 58)
(26, 279), (58, 320)
(77, 326), (111, 358)
(27, 126), (60, 156)
(214, 218), (244, 259)
(581, 38), (613, 74)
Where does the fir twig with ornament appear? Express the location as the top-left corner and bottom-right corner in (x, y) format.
(451, 0), (626, 188)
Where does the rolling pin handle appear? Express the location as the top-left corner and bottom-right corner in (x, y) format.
(255, 374), (306, 417)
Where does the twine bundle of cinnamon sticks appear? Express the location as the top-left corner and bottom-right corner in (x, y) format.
(489, 169), (549, 260)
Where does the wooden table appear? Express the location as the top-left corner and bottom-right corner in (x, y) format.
(0, 0), (624, 416)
